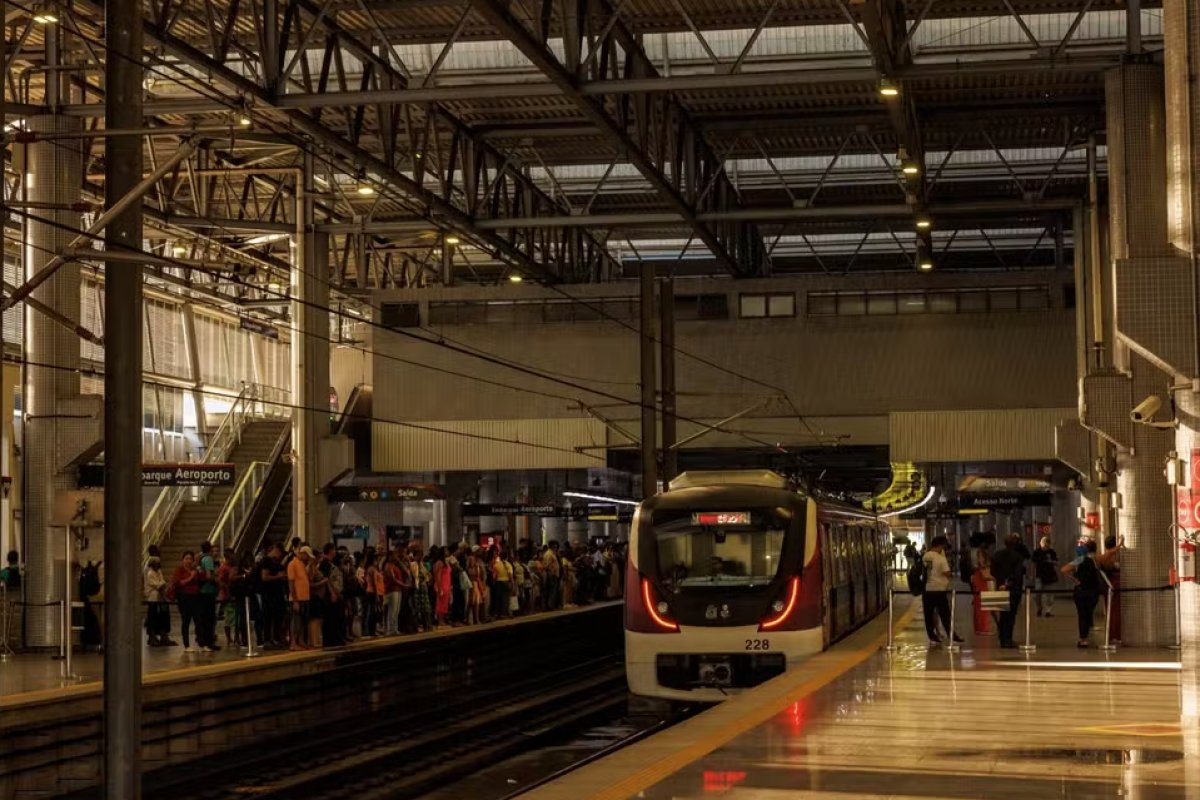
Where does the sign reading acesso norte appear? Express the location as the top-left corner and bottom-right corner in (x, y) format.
(141, 463), (236, 487)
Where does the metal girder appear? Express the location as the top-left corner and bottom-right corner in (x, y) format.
(121, 0), (621, 285)
(46, 52), (1128, 115)
(319, 198), (1078, 233)
(469, 0), (767, 276)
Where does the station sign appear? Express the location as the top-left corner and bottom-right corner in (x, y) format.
(239, 317), (279, 339)
(329, 484), (444, 502)
(958, 492), (1051, 509)
(141, 463), (235, 487)
(462, 503), (559, 516)
(588, 504), (634, 522)
(957, 475), (1052, 493)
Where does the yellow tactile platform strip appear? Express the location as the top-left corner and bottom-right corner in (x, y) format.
(523, 601), (917, 800)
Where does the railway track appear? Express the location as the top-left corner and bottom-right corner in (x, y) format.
(140, 657), (628, 800)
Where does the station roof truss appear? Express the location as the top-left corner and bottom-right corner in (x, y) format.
(0, 0), (1155, 292)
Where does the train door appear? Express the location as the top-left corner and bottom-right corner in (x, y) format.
(819, 520), (832, 648)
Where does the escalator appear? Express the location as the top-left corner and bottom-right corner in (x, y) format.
(336, 384), (372, 470)
(233, 428), (293, 555)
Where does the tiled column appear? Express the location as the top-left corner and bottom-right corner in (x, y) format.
(1106, 64), (1177, 646)
(22, 116), (82, 647)
(1164, 0), (1200, 654)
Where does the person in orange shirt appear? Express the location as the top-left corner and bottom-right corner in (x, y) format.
(288, 546), (313, 650)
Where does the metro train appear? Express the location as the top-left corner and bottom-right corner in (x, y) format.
(625, 470), (891, 703)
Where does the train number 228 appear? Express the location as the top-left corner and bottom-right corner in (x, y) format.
(744, 638), (771, 651)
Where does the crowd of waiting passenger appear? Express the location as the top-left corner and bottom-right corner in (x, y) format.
(143, 538), (626, 652)
(904, 530), (1123, 649)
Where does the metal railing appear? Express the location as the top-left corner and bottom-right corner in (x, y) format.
(142, 383), (279, 557)
(210, 460), (269, 555)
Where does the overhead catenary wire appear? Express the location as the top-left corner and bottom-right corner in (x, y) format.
(7, 5), (827, 450)
(8, 205), (793, 455)
(3, 353), (605, 461)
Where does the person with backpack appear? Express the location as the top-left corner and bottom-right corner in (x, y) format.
(1062, 539), (1104, 647)
(921, 536), (960, 645)
(1032, 536), (1060, 617)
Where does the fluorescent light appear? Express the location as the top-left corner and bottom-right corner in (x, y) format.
(444, 235), (460, 245)
(33, 9), (58, 24)
(244, 231), (289, 244)
(919, 260), (934, 271)
(356, 183), (375, 196)
(879, 79), (899, 97)
(562, 491), (638, 507)
(901, 162), (920, 176)
(915, 218), (931, 229)
(237, 114), (252, 127)
(881, 486), (936, 518)
(508, 274), (523, 283)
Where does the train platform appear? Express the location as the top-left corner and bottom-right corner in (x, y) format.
(1, 602), (622, 799)
(530, 594), (1193, 800)
(0, 602), (616, 707)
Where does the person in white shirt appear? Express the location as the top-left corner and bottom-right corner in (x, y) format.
(922, 536), (962, 645)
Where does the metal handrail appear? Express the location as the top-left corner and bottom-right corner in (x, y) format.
(142, 383), (263, 556)
(210, 460), (269, 555)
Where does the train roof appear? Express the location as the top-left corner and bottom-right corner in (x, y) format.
(667, 470), (789, 491)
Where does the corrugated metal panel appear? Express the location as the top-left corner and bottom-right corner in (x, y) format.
(373, 417), (606, 471)
(890, 408), (1077, 462)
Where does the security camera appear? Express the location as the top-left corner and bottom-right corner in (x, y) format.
(1130, 395), (1163, 424)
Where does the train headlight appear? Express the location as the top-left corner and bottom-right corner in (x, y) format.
(771, 600), (785, 613)
(657, 601), (670, 615)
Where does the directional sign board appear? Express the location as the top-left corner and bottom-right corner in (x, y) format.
(142, 463), (235, 487)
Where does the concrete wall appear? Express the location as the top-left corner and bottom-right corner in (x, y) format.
(370, 272), (1077, 470)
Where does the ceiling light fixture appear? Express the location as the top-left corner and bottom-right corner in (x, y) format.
(171, 243), (187, 257)
(915, 218), (931, 230)
(355, 182), (375, 196)
(444, 235), (460, 246)
(918, 259), (934, 272)
(508, 273), (523, 283)
(878, 78), (899, 97)
(32, 6), (58, 24)
(237, 114), (252, 127)
(901, 162), (920, 176)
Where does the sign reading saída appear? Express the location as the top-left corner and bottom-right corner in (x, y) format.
(142, 463), (236, 487)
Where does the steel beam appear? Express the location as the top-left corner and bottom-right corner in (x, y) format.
(103, 0), (144, 796)
(319, 198), (1077, 233)
(639, 262), (657, 498)
(469, 0), (766, 275)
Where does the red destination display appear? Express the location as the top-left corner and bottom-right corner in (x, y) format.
(692, 511), (751, 526)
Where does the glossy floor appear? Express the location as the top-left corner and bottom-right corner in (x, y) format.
(637, 606), (1195, 800)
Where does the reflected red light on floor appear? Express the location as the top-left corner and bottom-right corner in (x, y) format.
(771, 698), (807, 735)
(702, 770), (747, 792)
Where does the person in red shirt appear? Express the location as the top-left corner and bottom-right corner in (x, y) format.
(171, 552), (201, 653)
(216, 549), (237, 648)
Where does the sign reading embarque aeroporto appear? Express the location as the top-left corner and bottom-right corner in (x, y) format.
(141, 463), (236, 487)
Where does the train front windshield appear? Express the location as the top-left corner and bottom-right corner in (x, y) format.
(653, 507), (790, 593)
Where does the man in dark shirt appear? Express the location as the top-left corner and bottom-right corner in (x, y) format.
(990, 533), (1031, 648)
(256, 544), (288, 648)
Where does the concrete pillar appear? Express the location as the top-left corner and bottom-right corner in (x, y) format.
(292, 155), (331, 544)
(1163, 0), (1200, 653)
(1106, 64), (1178, 646)
(541, 516), (566, 546)
(22, 115), (82, 647)
(478, 472), (502, 536)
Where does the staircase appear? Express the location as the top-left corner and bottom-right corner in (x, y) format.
(158, 420), (288, 568)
